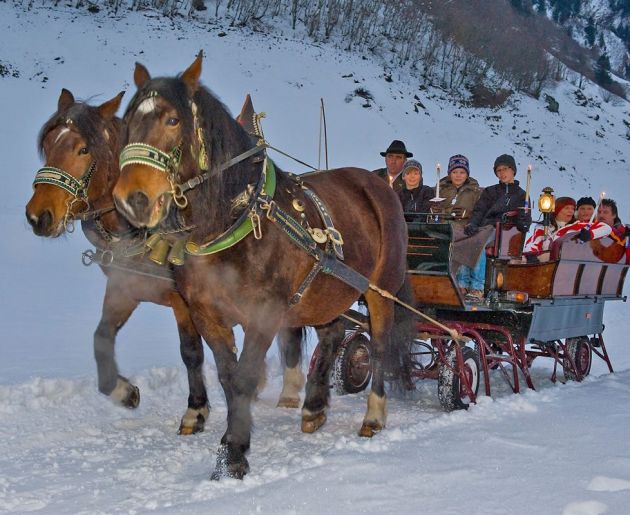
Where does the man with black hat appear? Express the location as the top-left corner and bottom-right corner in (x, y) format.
(373, 140), (413, 193)
(465, 153), (531, 235)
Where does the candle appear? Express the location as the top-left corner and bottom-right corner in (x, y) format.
(435, 163), (441, 198)
(430, 162), (444, 202)
(589, 191), (605, 224)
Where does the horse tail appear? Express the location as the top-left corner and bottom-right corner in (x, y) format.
(388, 276), (416, 392)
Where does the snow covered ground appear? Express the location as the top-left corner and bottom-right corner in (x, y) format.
(1, 3), (630, 513)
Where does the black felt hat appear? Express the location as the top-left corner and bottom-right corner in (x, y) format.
(380, 140), (413, 157)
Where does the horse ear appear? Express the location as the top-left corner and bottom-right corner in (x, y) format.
(98, 91), (125, 120)
(58, 88), (75, 112)
(181, 51), (203, 95)
(236, 94), (256, 135)
(134, 62), (151, 88)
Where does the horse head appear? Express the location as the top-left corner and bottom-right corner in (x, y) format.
(26, 88), (124, 237)
(114, 52), (256, 232)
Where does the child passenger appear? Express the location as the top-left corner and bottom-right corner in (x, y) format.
(398, 159), (434, 214)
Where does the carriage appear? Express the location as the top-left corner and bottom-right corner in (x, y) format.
(325, 211), (628, 410)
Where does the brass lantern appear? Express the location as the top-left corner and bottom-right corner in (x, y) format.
(538, 187), (555, 213)
(538, 187), (555, 233)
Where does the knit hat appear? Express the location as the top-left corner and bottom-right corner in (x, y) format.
(554, 196), (576, 217)
(401, 159), (423, 175)
(493, 154), (517, 175)
(380, 139), (413, 157)
(447, 154), (469, 176)
(576, 196), (596, 209)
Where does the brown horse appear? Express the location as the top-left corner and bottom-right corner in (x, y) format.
(113, 54), (411, 479)
(25, 89), (211, 434)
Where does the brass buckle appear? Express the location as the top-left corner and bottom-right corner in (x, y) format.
(326, 228), (344, 246)
(250, 211), (263, 240)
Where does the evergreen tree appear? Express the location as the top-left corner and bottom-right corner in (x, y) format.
(584, 17), (596, 47)
(594, 53), (612, 86)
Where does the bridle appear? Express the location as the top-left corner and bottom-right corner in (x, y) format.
(32, 159), (97, 232)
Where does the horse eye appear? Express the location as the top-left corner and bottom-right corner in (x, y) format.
(78, 147), (89, 155)
(166, 117), (180, 126)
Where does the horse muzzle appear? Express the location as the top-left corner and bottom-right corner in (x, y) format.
(113, 189), (171, 229)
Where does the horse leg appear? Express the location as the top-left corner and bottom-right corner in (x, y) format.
(212, 323), (277, 480)
(94, 280), (140, 408)
(358, 289), (395, 437)
(276, 327), (306, 408)
(301, 319), (345, 433)
(169, 293), (210, 435)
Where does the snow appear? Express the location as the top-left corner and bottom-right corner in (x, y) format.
(1, 2), (630, 513)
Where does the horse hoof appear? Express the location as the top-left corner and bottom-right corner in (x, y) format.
(211, 444), (249, 480)
(301, 411), (327, 433)
(358, 421), (383, 438)
(277, 397), (300, 409)
(178, 405), (209, 435)
(122, 385), (140, 409)
(110, 378), (140, 409)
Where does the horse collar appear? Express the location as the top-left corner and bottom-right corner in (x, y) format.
(185, 157), (277, 256)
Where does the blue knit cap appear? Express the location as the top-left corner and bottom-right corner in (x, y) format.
(447, 154), (469, 176)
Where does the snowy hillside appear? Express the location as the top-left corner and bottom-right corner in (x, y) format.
(1, 2), (630, 513)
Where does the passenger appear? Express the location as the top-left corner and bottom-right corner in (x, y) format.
(461, 154), (530, 302)
(597, 198), (627, 243)
(438, 155), (484, 301)
(373, 139), (412, 192)
(398, 159), (434, 213)
(525, 197), (576, 253)
(576, 196), (596, 223)
(437, 154), (482, 225)
(464, 154), (531, 235)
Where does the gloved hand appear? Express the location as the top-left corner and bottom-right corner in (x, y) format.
(464, 223), (479, 236)
(451, 206), (466, 219)
(577, 228), (592, 242)
(516, 209), (531, 233)
(429, 200), (445, 213)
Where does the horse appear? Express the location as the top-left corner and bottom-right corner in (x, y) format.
(112, 53), (412, 479)
(25, 90), (307, 429)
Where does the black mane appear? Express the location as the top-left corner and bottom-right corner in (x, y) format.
(124, 75), (262, 237)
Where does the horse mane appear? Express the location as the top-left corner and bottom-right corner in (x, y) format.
(124, 75), (262, 237)
(38, 101), (122, 185)
(192, 85), (261, 235)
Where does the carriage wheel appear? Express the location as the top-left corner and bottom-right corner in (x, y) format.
(409, 338), (436, 372)
(563, 337), (592, 381)
(332, 333), (372, 395)
(438, 346), (480, 411)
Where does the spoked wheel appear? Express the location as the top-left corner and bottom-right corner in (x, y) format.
(563, 337), (592, 381)
(409, 338), (437, 372)
(332, 333), (372, 395)
(438, 345), (480, 411)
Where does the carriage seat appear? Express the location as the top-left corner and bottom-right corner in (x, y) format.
(485, 211), (525, 260)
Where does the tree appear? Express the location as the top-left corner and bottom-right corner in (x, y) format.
(584, 17), (596, 47)
(594, 53), (612, 86)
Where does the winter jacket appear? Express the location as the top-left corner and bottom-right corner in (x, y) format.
(525, 220), (612, 253)
(436, 176), (482, 225)
(398, 184), (435, 213)
(469, 179), (530, 229)
(373, 167), (405, 193)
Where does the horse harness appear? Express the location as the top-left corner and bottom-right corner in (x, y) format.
(118, 118), (369, 305)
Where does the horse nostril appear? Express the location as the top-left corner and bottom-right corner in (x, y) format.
(127, 191), (150, 214)
(26, 209), (52, 232)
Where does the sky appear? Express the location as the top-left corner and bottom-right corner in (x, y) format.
(1, 2), (630, 514)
